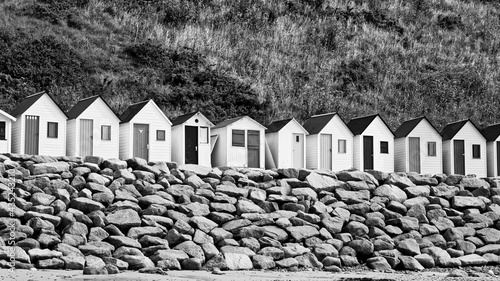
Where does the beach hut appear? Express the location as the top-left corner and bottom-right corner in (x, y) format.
(482, 123), (500, 177)
(394, 116), (443, 174)
(347, 114), (395, 172)
(66, 96), (120, 159)
(211, 116), (266, 168)
(441, 119), (487, 177)
(265, 118), (308, 169)
(302, 113), (353, 171)
(171, 111), (213, 166)
(11, 92), (67, 156)
(119, 100), (172, 162)
(0, 109), (16, 153)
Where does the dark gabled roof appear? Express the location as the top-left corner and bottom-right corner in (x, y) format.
(482, 123), (500, 142)
(440, 119), (468, 140)
(11, 92), (68, 118)
(171, 112), (199, 126)
(302, 113), (339, 135)
(119, 100), (149, 123)
(394, 116), (440, 139)
(347, 113), (395, 137)
(67, 95), (116, 120)
(266, 118), (293, 133)
(212, 116), (246, 130)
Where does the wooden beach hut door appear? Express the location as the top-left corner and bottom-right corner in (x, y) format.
(247, 130), (260, 168)
(497, 141), (500, 176)
(320, 134), (332, 170)
(133, 124), (149, 161)
(185, 126), (198, 164)
(363, 136), (374, 170)
(80, 119), (93, 156)
(454, 140), (465, 175)
(25, 115), (39, 155)
(409, 137), (421, 173)
(292, 133), (304, 169)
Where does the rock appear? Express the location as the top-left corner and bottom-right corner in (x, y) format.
(103, 159), (128, 171)
(79, 241), (114, 257)
(367, 256), (392, 271)
(306, 172), (346, 192)
(216, 185), (249, 198)
(286, 226), (319, 241)
(181, 258), (202, 270)
(157, 257), (181, 270)
(451, 196), (486, 210)
(61, 255), (85, 270)
(349, 239), (374, 256)
(275, 257), (298, 268)
(345, 221), (369, 237)
(448, 269), (469, 278)
(252, 255), (276, 269)
(105, 209), (141, 230)
(398, 255), (424, 271)
(174, 241), (205, 262)
(476, 228), (500, 244)
(373, 184), (407, 202)
(236, 200), (265, 214)
(460, 177), (489, 189)
(397, 239), (420, 256)
(334, 189), (370, 204)
(313, 243), (338, 261)
(121, 255), (155, 270)
(414, 254), (435, 268)
(29, 162), (69, 175)
(224, 252), (253, 270)
(431, 185), (459, 199)
(385, 174), (416, 188)
(106, 236), (142, 249)
(69, 198), (105, 214)
(37, 258), (64, 269)
(457, 254), (488, 266)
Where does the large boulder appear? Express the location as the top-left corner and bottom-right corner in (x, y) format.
(29, 162), (69, 175)
(105, 209), (141, 230)
(373, 184), (407, 202)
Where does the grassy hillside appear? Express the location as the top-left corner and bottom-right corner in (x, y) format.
(1, 0), (499, 131)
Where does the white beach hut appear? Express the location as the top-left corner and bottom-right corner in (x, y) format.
(482, 123), (500, 177)
(265, 118), (308, 169)
(441, 119), (487, 177)
(171, 111), (213, 166)
(394, 116), (443, 174)
(302, 113), (353, 171)
(119, 100), (172, 162)
(211, 116), (266, 168)
(66, 96), (120, 159)
(11, 92), (67, 156)
(347, 114), (395, 172)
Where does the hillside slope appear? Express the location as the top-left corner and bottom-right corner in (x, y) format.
(1, 0), (499, 130)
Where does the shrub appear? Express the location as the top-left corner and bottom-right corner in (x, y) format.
(437, 13), (463, 30)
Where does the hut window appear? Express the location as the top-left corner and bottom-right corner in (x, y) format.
(428, 142), (436, 156)
(156, 130), (166, 141)
(101, 125), (111, 140)
(200, 127), (209, 144)
(0, 122), (5, 140)
(380, 141), (389, 154)
(472, 144), (481, 159)
(232, 130), (245, 147)
(338, 139), (346, 153)
(47, 122), (58, 138)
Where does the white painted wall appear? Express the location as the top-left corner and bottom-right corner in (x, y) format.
(395, 119), (442, 174)
(265, 131), (279, 167)
(67, 98), (119, 159)
(0, 115), (13, 153)
(266, 120), (307, 169)
(12, 94), (66, 156)
(119, 101), (171, 162)
(211, 127), (227, 167)
(353, 116), (394, 172)
(443, 140), (451, 175)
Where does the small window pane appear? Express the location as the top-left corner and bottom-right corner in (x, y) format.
(232, 130), (245, 147)
(157, 130), (165, 141)
(428, 142), (436, 156)
(472, 144), (481, 159)
(0, 122), (5, 140)
(47, 122), (58, 138)
(380, 141), (389, 154)
(101, 125), (111, 140)
(338, 139), (346, 153)
(296, 135), (300, 142)
(200, 127), (208, 144)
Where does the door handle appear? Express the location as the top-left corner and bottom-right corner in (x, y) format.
(195, 146), (198, 151)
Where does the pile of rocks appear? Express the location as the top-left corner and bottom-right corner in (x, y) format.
(0, 153), (499, 275)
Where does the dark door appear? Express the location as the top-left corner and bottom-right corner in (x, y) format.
(363, 136), (374, 170)
(454, 140), (465, 175)
(320, 134), (332, 170)
(409, 137), (421, 173)
(247, 130), (260, 168)
(25, 115), (39, 155)
(133, 124), (149, 161)
(496, 141), (500, 176)
(185, 126), (198, 164)
(80, 119), (93, 156)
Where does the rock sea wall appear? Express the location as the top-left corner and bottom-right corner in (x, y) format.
(0, 153), (499, 274)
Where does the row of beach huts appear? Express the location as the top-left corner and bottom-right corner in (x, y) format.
(0, 92), (499, 178)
